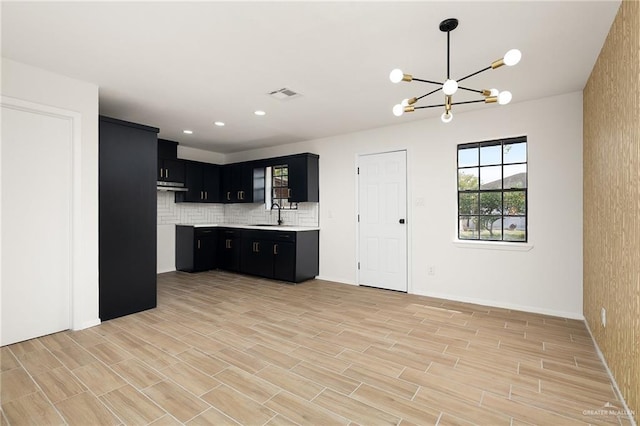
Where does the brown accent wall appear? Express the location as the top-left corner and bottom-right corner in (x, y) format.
(583, 0), (639, 419)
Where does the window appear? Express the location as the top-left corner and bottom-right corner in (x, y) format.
(265, 165), (298, 210)
(457, 136), (527, 242)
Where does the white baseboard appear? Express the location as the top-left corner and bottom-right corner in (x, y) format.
(73, 318), (101, 331)
(315, 275), (355, 286)
(412, 290), (584, 320)
(583, 319), (637, 425)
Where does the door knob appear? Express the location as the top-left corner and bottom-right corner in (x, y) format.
(399, 219), (406, 224)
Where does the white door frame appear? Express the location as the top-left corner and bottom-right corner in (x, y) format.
(355, 149), (411, 293)
(1, 96), (83, 344)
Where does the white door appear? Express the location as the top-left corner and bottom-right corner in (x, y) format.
(1, 104), (72, 345)
(358, 150), (407, 292)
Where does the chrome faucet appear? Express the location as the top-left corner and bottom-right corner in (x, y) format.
(271, 202), (283, 225)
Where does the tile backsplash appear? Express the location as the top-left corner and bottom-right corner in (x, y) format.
(157, 192), (224, 225)
(157, 192), (319, 227)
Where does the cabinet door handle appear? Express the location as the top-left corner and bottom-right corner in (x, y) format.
(197, 240), (201, 249)
(287, 188), (291, 198)
(205, 191), (208, 200)
(226, 239), (230, 249)
(160, 168), (164, 178)
(165, 168), (169, 178)
(256, 242), (260, 252)
(274, 244), (278, 255)
(227, 191), (231, 201)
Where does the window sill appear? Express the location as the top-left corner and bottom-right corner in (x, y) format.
(453, 240), (533, 251)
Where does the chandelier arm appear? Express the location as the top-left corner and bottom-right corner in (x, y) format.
(414, 103), (446, 110)
(412, 78), (443, 85)
(414, 99), (487, 110)
(451, 99), (487, 106)
(415, 87), (442, 102)
(456, 66), (492, 84)
(457, 86), (485, 94)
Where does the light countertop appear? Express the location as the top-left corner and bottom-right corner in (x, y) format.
(178, 223), (320, 232)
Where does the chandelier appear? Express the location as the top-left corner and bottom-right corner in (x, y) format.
(390, 18), (521, 123)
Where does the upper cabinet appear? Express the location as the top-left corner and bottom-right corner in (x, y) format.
(222, 162), (259, 203)
(162, 142), (318, 205)
(287, 153), (319, 203)
(175, 160), (221, 203)
(263, 153), (319, 203)
(157, 139), (185, 183)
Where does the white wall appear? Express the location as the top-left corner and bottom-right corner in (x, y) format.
(1, 58), (100, 330)
(226, 92), (584, 318)
(178, 145), (226, 164)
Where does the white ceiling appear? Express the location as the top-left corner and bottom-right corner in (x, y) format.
(2, 1), (620, 153)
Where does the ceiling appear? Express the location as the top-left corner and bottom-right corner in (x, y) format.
(2, 1), (620, 154)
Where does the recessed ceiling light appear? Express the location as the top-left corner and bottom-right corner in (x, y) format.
(214, 121), (225, 127)
(254, 110), (266, 116)
(183, 129), (193, 134)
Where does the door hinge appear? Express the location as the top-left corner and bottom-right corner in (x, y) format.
(358, 262), (360, 270)
(357, 167), (359, 175)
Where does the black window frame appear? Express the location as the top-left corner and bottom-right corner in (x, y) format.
(457, 136), (528, 243)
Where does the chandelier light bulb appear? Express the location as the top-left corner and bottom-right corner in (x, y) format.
(490, 88), (499, 96)
(498, 91), (512, 105)
(389, 69), (404, 84)
(442, 79), (458, 95)
(503, 49), (522, 66)
(393, 104), (405, 117)
(401, 99), (410, 107)
(441, 111), (453, 123)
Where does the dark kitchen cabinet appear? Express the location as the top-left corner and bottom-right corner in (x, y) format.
(240, 230), (318, 283)
(288, 153), (319, 202)
(158, 158), (185, 183)
(222, 162), (257, 203)
(176, 226), (217, 272)
(176, 161), (221, 203)
(263, 153), (319, 203)
(241, 232), (274, 278)
(157, 139), (185, 183)
(273, 241), (296, 282)
(99, 116), (158, 321)
(219, 228), (242, 272)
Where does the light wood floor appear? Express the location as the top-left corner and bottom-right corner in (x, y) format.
(1, 271), (634, 425)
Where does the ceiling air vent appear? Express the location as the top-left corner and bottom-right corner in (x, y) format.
(268, 88), (301, 100)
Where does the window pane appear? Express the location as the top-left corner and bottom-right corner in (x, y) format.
(458, 168), (479, 190)
(458, 146), (478, 167)
(480, 166), (501, 189)
(479, 216), (502, 240)
(504, 142), (526, 164)
(459, 216), (479, 239)
(479, 192), (502, 215)
(504, 191), (526, 215)
(480, 144), (501, 166)
(458, 193), (478, 215)
(503, 217), (526, 241)
(504, 164), (527, 188)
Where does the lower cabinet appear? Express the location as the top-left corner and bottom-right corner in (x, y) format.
(176, 226), (217, 272)
(240, 230), (318, 283)
(219, 229), (242, 272)
(175, 226), (318, 283)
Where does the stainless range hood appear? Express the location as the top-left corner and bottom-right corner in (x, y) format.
(157, 181), (188, 192)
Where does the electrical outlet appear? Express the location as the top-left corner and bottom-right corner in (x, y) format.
(601, 307), (606, 327)
(428, 266), (435, 276)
